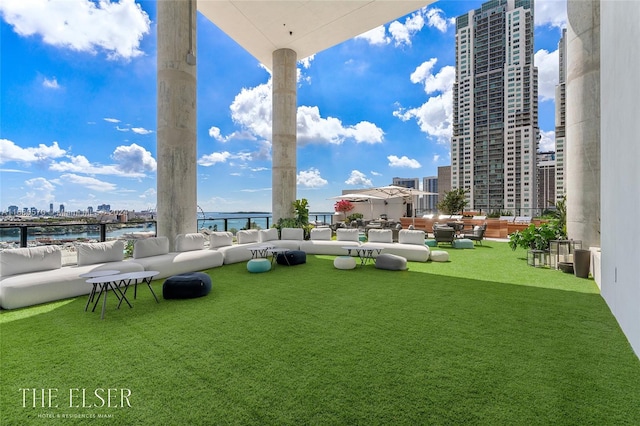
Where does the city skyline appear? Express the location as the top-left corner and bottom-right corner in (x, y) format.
(0, 0), (567, 213)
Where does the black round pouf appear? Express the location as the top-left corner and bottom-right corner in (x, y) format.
(163, 272), (212, 299)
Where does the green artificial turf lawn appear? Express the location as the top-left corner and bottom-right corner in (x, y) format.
(1, 241), (639, 425)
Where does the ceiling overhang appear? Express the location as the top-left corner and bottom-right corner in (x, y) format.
(197, 1), (436, 70)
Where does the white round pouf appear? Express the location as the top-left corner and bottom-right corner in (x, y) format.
(334, 256), (356, 270)
(430, 250), (449, 262)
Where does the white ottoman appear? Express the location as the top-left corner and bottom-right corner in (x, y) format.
(334, 256), (356, 270)
(430, 250), (449, 262)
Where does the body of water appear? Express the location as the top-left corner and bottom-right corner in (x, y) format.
(0, 212), (335, 244)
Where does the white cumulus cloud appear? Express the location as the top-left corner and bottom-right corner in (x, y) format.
(535, 0), (567, 29)
(0, 0), (151, 60)
(198, 151), (232, 166)
(387, 155), (421, 169)
(43, 77), (60, 89)
(22, 177), (57, 206)
(357, 7), (453, 47)
(104, 117), (120, 123)
(0, 139), (66, 164)
(131, 127), (153, 135)
(345, 170), (372, 187)
(224, 77), (384, 147)
(111, 143), (156, 173)
(49, 144), (154, 178)
(297, 168), (327, 188)
(538, 129), (556, 152)
(535, 49), (559, 102)
(394, 59), (455, 144)
(355, 25), (389, 46)
(60, 173), (116, 192)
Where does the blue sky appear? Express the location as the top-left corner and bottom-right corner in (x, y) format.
(0, 0), (567, 214)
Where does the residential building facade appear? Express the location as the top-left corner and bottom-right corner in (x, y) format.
(536, 151), (555, 211)
(451, 0), (539, 215)
(555, 28), (567, 203)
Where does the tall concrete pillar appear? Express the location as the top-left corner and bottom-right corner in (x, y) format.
(157, 0), (197, 250)
(566, 0), (600, 248)
(272, 49), (298, 224)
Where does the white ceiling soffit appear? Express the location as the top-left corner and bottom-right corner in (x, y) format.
(197, 1), (436, 70)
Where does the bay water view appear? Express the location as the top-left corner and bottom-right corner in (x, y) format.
(0, 212), (335, 245)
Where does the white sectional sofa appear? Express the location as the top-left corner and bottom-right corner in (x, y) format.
(0, 233), (228, 310)
(210, 230), (265, 264)
(130, 234), (224, 279)
(0, 227), (434, 310)
(260, 227), (304, 250)
(0, 241), (144, 310)
(362, 229), (430, 262)
(299, 228), (361, 255)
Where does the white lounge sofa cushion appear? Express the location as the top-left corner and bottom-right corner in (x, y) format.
(298, 240), (359, 255)
(337, 228), (359, 242)
(310, 228), (331, 241)
(175, 233), (206, 252)
(210, 232), (233, 248)
(237, 229), (259, 244)
(281, 228), (303, 241)
(77, 240), (124, 266)
(273, 228), (303, 250)
(368, 229), (393, 244)
(259, 228), (279, 243)
(398, 230), (425, 246)
(299, 228), (360, 255)
(129, 250), (224, 280)
(133, 236), (169, 259)
(0, 246), (62, 277)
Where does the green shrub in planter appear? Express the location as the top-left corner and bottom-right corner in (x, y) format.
(508, 221), (565, 251)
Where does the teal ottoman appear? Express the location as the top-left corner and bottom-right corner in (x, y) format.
(247, 258), (271, 273)
(425, 239), (437, 247)
(452, 238), (475, 249)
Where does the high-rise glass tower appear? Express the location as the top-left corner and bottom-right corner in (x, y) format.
(451, 0), (539, 215)
(555, 28), (567, 203)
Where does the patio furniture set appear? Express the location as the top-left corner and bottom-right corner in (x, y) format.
(0, 225), (454, 311)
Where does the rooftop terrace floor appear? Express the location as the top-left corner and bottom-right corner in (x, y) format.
(1, 241), (639, 424)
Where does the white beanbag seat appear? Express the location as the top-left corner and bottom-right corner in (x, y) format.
(430, 250), (449, 262)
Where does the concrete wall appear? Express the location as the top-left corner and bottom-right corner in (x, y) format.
(566, 0), (600, 249)
(600, 0), (640, 357)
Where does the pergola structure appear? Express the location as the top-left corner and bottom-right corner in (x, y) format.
(156, 0), (434, 250)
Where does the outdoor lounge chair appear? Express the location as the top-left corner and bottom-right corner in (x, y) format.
(462, 224), (486, 245)
(433, 226), (456, 245)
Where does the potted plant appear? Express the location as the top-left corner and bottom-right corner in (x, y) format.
(508, 221), (565, 252)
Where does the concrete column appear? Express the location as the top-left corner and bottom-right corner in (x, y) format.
(157, 0), (197, 250)
(272, 49), (298, 224)
(566, 0), (600, 248)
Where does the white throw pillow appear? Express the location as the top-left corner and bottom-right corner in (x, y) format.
(174, 233), (206, 252)
(310, 228), (331, 241)
(398, 230), (425, 246)
(77, 240), (125, 266)
(0, 245), (62, 277)
(336, 228), (359, 242)
(236, 229), (259, 244)
(259, 228), (279, 242)
(367, 229), (392, 243)
(281, 228), (303, 240)
(133, 236), (169, 259)
(210, 232), (233, 248)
